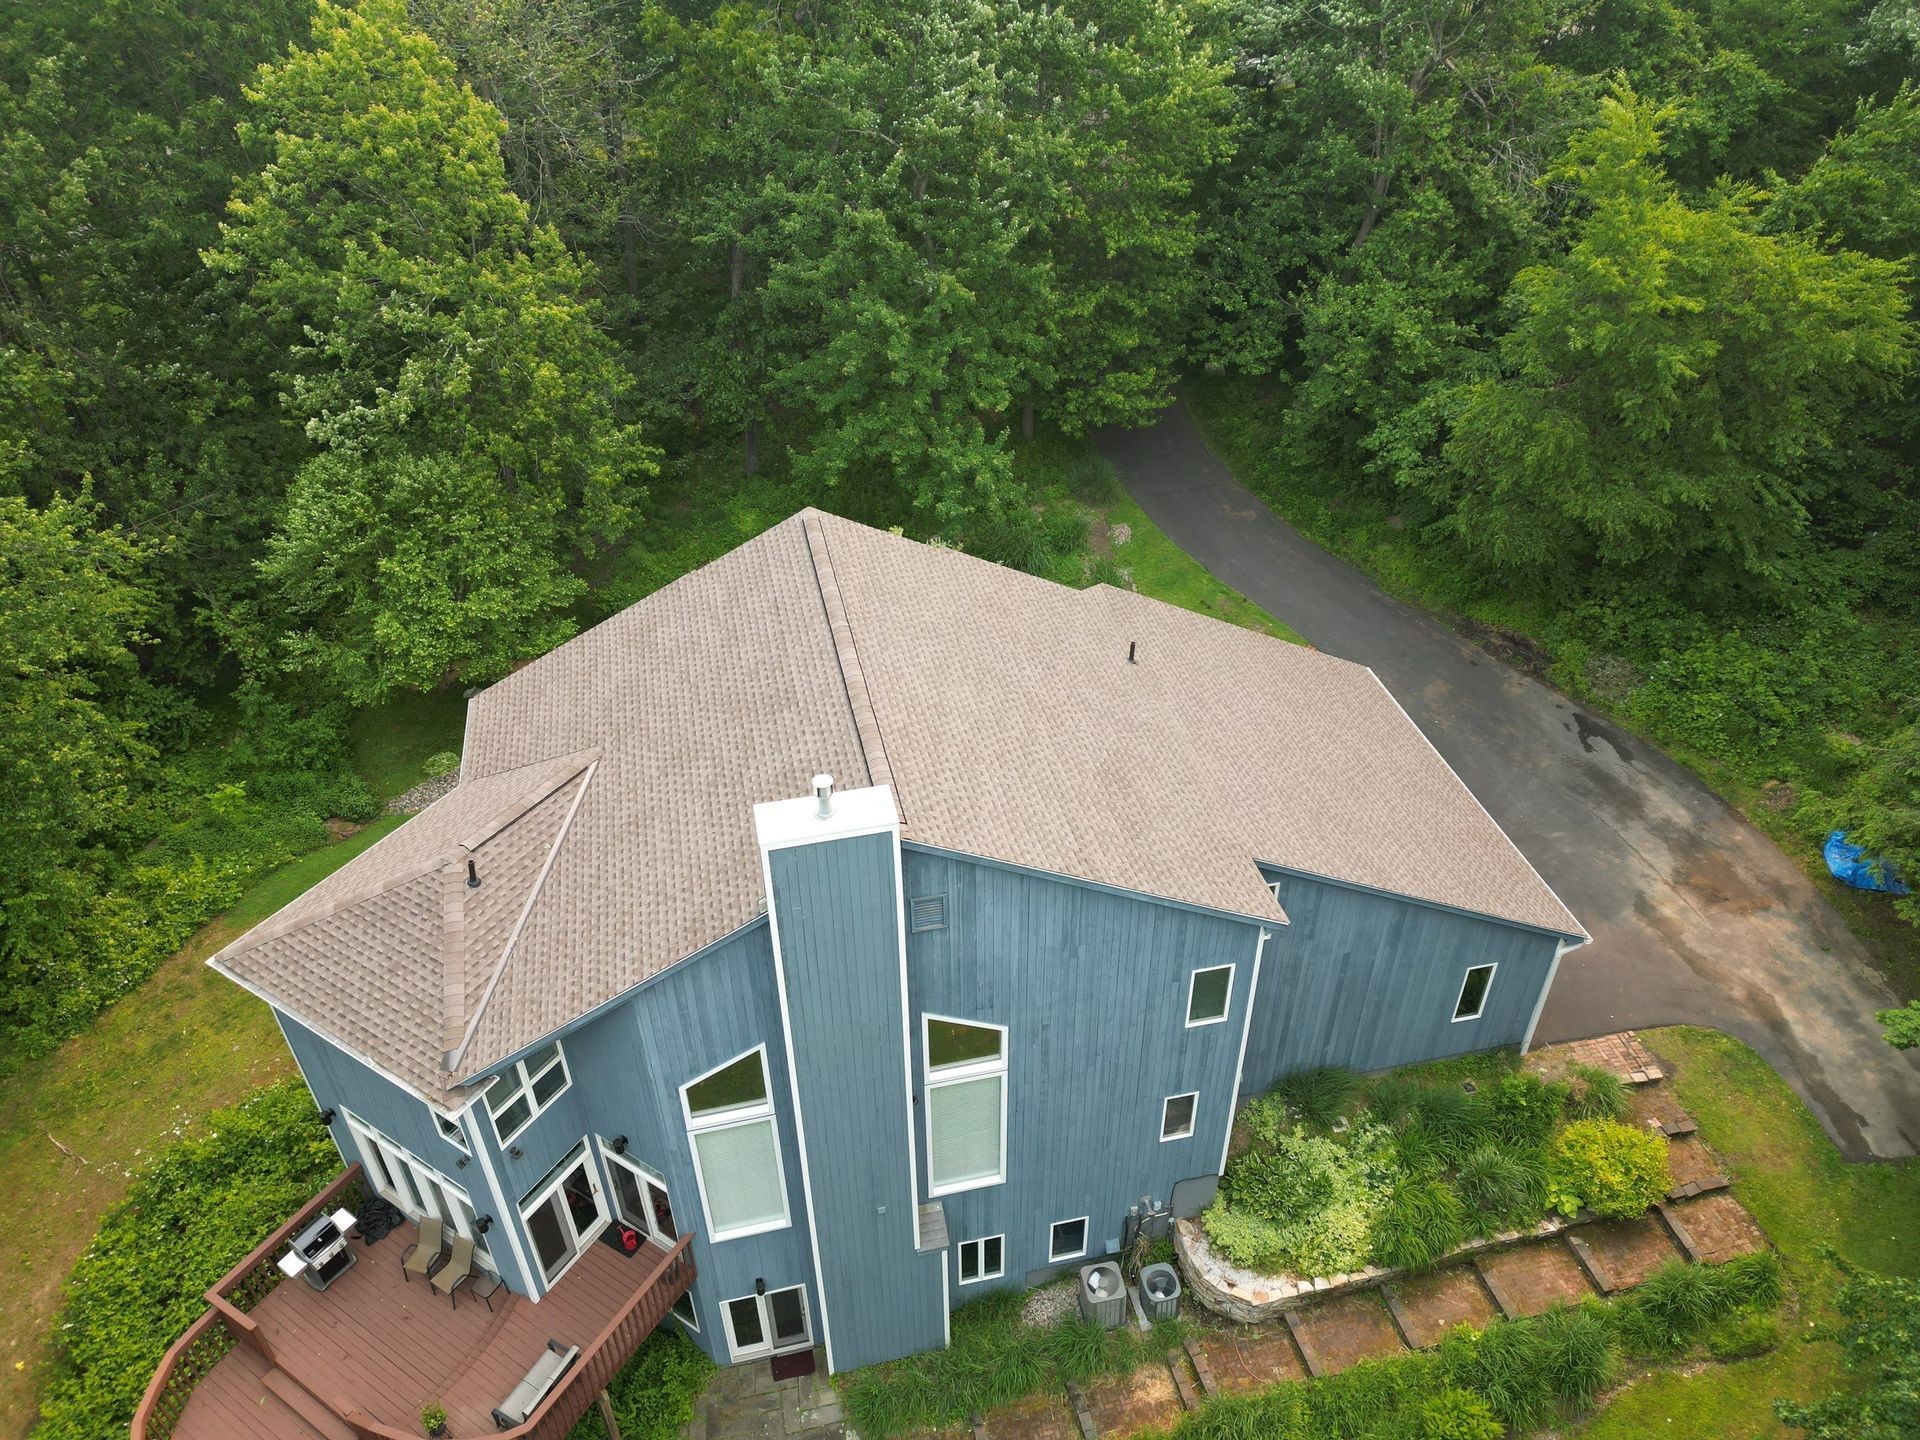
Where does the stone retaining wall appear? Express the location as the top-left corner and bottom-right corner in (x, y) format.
(1173, 1211), (1592, 1325)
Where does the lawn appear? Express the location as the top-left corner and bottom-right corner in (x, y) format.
(1101, 495), (1307, 646)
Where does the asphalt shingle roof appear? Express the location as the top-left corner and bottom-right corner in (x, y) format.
(210, 510), (1582, 1105)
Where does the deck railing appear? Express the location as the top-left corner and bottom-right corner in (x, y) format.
(131, 1163), (697, 1440)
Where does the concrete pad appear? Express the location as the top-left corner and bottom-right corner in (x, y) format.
(1384, 1266), (1497, 1348)
(1194, 1326), (1308, 1395)
(1287, 1291), (1407, 1376)
(1578, 1216), (1684, 1291)
(1665, 1193), (1769, 1263)
(1080, 1365), (1184, 1439)
(1475, 1243), (1595, 1318)
(981, 1393), (1078, 1440)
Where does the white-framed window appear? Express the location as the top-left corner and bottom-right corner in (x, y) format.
(1049, 1216), (1089, 1263)
(1453, 963), (1497, 1022)
(518, 1138), (609, 1287)
(431, 1108), (468, 1154)
(682, 1046), (791, 1241)
(1186, 965), (1234, 1027)
(956, 1235), (1005, 1285)
(671, 1288), (700, 1332)
(1160, 1092), (1198, 1141)
(342, 1110), (493, 1271)
(601, 1144), (679, 1246)
(923, 1015), (1008, 1196)
(482, 1040), (570, 1145)
(721, 1285), (811, 1362)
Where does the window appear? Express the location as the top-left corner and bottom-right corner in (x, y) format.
(1453, 964), (1496, 1022)
(1049, 1217), (1089, 1263)
(683, 1046), (790, 1241)
(1186, 965), (1234, 1027)
(1266, 878), (1283, 904)
(956, 1235), (1005, 1285)
(910, 894), (948, 932)
(518, 1140), (608, 1286)
(604, 1146), (678, 1246)
(923, 1016), (1007, 1196)
(1161, 1092), (1198, 1141)
(722, 1286), (811, 1362)
(671, 1289), (700, 1331)
(482, 1041), (570, 1145)
(343, 1111), (493, 1271)
(431, 1108), (468, 1153)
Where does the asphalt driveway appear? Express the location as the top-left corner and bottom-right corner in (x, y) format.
(1099, 403), (1920, 1160)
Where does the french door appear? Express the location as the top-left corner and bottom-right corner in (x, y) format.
(343, 1111), (495, 1271)
(601, 1146), (678, 1246)
(722, 1285), (812, 1362)
(519, 1140), (610, 1287)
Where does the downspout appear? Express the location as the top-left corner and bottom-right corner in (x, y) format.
(1520, 938), (1576, 1055)
(1221, 928), (1268, 1175)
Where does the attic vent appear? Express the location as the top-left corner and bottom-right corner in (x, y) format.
(909, 894), (948, 933)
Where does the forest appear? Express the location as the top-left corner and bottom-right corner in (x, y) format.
(2, 0), (1917, 1060)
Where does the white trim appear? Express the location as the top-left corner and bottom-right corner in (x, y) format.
(955, 1234), (1006, 1285)
(1185, 963), (1235, 1028)
(1361, 669), (1590, 942)
(218, 972), (446, 1110)
(1049, 1216), (1090, 1263)
(1160, 1092), (1199, 1142)
(680, 1044), (793, 1243)
(670, 1287), (701, 1332)
(481, 1041), (572, 1146)
(942, 1256), (951, 1347)
(1520, 939), (1571, 1054)
(922, 1013), (1009, 1197)
(1223, 931), (1267, 1174)
(517, 1136), (610, 1290)
(467, 1112), (537, 1297)
(1451, 963), (1498, 1022)
(341, 1109), (498, 1275)
(891, 830), (921, 1241)
(758, 837), (837, 1374)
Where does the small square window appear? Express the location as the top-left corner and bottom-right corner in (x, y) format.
(1049, 1217), (1089, 1263)
(1453, 964), (1496, 1022)
(956, 1234), (1005, 1284)
(1186, 965), (1234, 1027)
(432, 1110), (467, 1152)
(1161, 1092), (1198, 1141)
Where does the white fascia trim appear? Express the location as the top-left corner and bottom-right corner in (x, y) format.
(466, 1108), (539, 1299)
(220, 967), (446, 1110)
(1450, 962), (1498, 1023)
(1521, 939), (1573, 1054)
(758, 830), (839, 1374)
(942, 1256), (951, 1348)
(1222, 930), (1266, 1174)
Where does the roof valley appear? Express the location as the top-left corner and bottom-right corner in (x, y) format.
(802, 512), (899, 813)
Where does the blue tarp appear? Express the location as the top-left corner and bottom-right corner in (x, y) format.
(1824, 831), (1911, 895)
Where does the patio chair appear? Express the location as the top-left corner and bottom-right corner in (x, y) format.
(401, 1215), (445, 1284)
(433, 1232), (476, 1308)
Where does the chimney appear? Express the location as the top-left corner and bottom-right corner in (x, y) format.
(812, 773), (834, 820)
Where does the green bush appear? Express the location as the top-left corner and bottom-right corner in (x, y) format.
(1545, 1119), (1670, 1218)
(1417, 1387), (1504, 1440)
(567, 1328), (714, 1440)
(1453, 1144), (1546, 1230)
(1064, 453), (1122, 504)
(1563, 1064), (1630, 1121)
(1273, 1066), (1361, 1129)
(1229, 1146), (1336, 1226)
(1531, 1303), (1615, 1410)
(1620, 1254), (1783, 1354)
(1367, 1075), (1427, 1126)
(31, 1081), (342, 1440)
(1406, 1085), (1489, 1162)
(1440, 1316), (1555, 1429)
(1372, 1179), (1469, 1272)
(1237, 1093), (1292, 1152)
(1484, 1071), (1567, 1147)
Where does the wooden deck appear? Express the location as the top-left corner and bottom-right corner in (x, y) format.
(166, 1216), (687, 1440)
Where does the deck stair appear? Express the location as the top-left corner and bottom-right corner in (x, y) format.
(260, 1368), (357, 1440)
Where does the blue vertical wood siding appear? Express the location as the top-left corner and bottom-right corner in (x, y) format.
(902, 847), (1264, 1297)
(1241, 869), (1562, 1093)
(768, 831), (948, 1372)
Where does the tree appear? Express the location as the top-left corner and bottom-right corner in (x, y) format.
(1880, 1000), (1920, 1049)
(1775, 1265), (1920, 1438)
(1432, 87), (1914, 598)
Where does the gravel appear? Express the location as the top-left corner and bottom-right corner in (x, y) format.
(1021, 1277), (1080, 1328)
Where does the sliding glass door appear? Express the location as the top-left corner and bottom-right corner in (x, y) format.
(343, 1111), (494, 1271)
(602, 1146), (679, 1247)
(519, 1140), (610, 1287)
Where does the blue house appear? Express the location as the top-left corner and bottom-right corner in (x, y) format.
(209, 509), (1585, 1377)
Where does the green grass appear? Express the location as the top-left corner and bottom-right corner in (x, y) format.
(348, 691), (468, 801)
(224, 815), (407, 932)
(1105, 495), (1308, 645)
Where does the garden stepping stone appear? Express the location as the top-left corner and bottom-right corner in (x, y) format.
(1664, 1134), (1724, 1191)
(1079, 1365), (1185, 1440)
(1285, 1291), (1407, 1377)
(1570, 1216), (1684, 1293)
(1627, 1084), (1696, 1135)
(982, 1391), (1081, 1440)
(1474, 1242), (1596, 1318)
(1660, 1192), (1769, 1264)
(1381, 1265), (1498, 1348)
(1193, 1325), (1308, 1394)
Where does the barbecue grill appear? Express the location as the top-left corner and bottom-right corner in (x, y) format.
(282, 1209), (360, 1291)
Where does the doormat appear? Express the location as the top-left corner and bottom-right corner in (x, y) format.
(770, 1349), (816, 1382)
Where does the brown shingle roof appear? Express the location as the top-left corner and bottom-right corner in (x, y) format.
(211, 510), (1581, 1104)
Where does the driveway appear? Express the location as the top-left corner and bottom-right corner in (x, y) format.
(1099, 403), (1920, 1160)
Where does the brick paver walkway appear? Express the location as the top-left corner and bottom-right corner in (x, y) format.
(1079, 1365), (1185, 1435)
(1572, 1216), (1685, 1292)
(1285, 1292), (1406, 1376)
(1663, 1193), (1769, 1264)
(1192, 1326), (1308, 1395)
(1382, 1265), (1498, 1347)
(1527, 1031), (1664, 1084)
(1475, 1242), (1596, 1318)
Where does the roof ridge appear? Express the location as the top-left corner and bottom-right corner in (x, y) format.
(802, 513), (899, 811)
(438, 857), (471, 1057)
(445, 758), (599, 1075)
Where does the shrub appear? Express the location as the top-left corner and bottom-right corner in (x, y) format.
(1484, 1071), (1567, 1146)
(1302, 1351), (1443, 1435)
(1440, 1318), (1554, 1429)
(1372, 1179), (1469, 1272)
(1236, 1093), (1292, 1153)
(421, 750), (461, 779)
(1545, 1119), (1669, 1218)
(1621, 1254), (1783, 1353)
(1454, 1144), (1546, 1231)
(1232, 1148), (1335, 1226)
(1563, 1064), (1629, 1121)
(1200, 1201), (1292, 1273)
(31, 1082), (342, 1440)
(1531, 1303), (1614, 1410)
(1274, 1066), (1361, 1129)
(1207, 1124), (1398, 1276)
(1406, 1085), (1489, 1161)
(1417, 1387), (1504, 1440)
(1703, 1308), (1782, 1360)
(1065, 453), (1122, 504)
(1041, 508), (1092, 560)
(1367, 1075), (1427, 1126)
(1394, 1125), (1447, 1178)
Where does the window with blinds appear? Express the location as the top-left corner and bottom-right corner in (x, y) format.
(683, 1046), (790, 1240)
(923, 1016), (1006, 1196)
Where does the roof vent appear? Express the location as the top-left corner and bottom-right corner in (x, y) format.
(1127, 640), (1137, 665)
(813, 773), (834, 820)
(465, 857), (481, 889)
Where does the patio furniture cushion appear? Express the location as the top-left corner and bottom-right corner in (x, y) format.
(492, 1340), (580, 1429)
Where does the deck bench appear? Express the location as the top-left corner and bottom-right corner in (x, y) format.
(491, 1340), (580, 1430)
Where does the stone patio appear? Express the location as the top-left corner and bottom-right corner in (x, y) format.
(1527, 1031), (1665, 1084)
(1474, 1241), (1596, 1318)
(1382, 1265), (1498, 1348)
(687, 1351), (843, 1440)
(1284, 1291), (1407, 1377)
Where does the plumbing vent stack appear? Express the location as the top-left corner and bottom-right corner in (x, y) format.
(813, 773), (834, 820)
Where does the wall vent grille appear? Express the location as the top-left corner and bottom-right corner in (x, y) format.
(909, 894), (948, 932)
